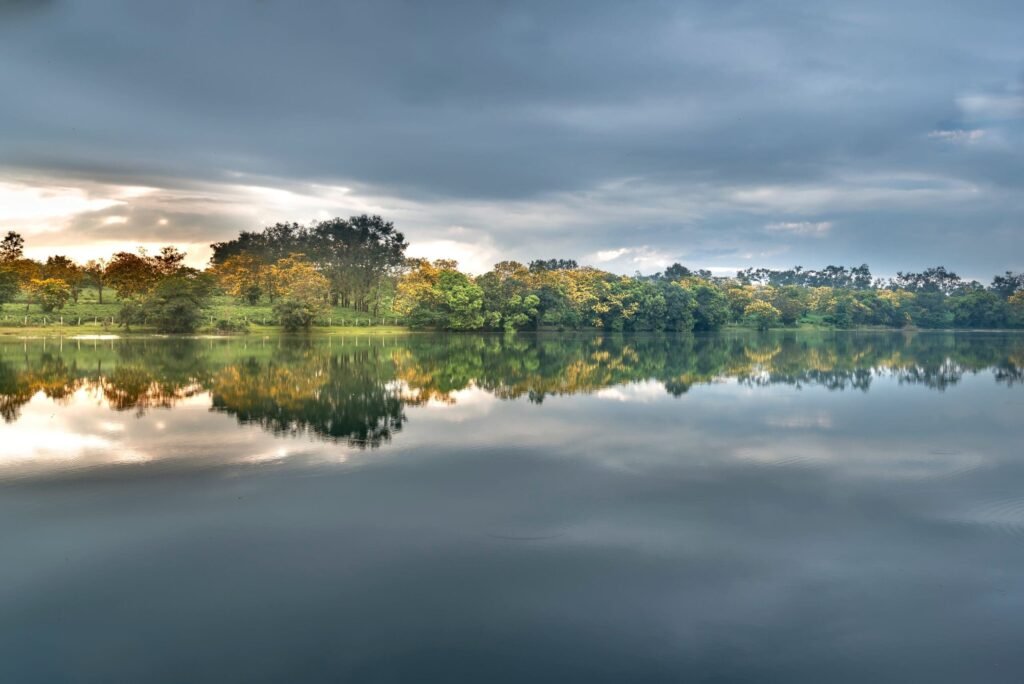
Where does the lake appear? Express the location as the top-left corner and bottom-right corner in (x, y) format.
(2, 331), (1024, 683)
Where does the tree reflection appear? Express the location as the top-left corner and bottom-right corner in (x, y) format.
(0, 332), (1021, 444)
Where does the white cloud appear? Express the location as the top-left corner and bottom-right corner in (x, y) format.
(928, 128), (986, 143)
(0, 180), (126, 231)
(594, 248), (630, 262)
(406, 238), (500, 274)
(589, 246), (675, 270)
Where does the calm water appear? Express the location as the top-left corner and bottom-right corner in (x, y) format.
(2, 331), (1024, 683)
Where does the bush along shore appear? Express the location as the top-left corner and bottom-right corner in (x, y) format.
(1, 220), (1023, 334)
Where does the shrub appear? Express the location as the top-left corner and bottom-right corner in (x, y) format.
(28, 278), (72, 312)
(209, 318), (250, 333)
(274, 297), (321, 331)
(146, 274), (213, 333)
(116, 299), (147, 331)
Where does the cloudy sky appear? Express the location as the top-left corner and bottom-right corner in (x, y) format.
(1, 0), (1022, 277)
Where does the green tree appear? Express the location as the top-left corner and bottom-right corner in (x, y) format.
(145, 273), (214, 333)
(115, 300), (147, 331)
(43, 255), (84, 302)
(949, 287), (1006, 328)
(83, 259), (107, 303)
(903, 291), (951, 328)
(661, 282), (696, 331)
(438, 270), (485, 330)
(1008, 292), (1024, 327)
(27, 278), (72, 312)
(311, 215), (408, 311)
(270, 255), (330, 331)
(105, 251), (160, 298)
(151, 246), (187, 276)
(688, 282), (731, 331)
(0, 267), (19, 305)
(770, 286), (808, 326)
(395, 260), (485, 330)
(500, 293), (541, 331)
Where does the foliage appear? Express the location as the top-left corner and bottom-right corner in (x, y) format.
(737, 264), (872, 289)
(396, 260), (486, 330)
(893, 266), (962, 294)
(270, 255), (330, 331)
(0, 232), (24, 263)
(274, 298), (321, 332)
(105, 251), (161, 298)
(311, 215), (408, 311)
(5, 333), (1022, 431)
(744, 300), (781, 330)
(0, 268), (18, 305)
(685, 281), (731, 331)
(145, 273), (214, 333)
(212, 253), (267, 304)
(211, 215), (407, 313)
(82, 259), (107, 303)
(1009, 292), (1024, 327)
(27, 278), (72, 312)
(209, 318), (250, 334)
(43, 255), (84, 302)
(950, 287), (1005, 328)
(115, 299), (147, 331)
(3, 222), (1024, 334)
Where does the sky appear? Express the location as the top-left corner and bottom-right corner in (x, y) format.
(1, 0), (1022, 278)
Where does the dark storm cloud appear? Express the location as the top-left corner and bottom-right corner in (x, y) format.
(0, 0), (1022, 274)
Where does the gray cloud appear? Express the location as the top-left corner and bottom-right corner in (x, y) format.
(0, 0), (1022, 276)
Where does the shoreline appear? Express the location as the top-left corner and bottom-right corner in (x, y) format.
(1, 325), (1022, 339)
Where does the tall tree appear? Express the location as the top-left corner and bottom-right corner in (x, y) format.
(311, 215), (408, 311)
(0, 268), (18, 305)
(105, 252), (160, 299)
(269, 255), (330, 331)
(151, 246), (187, 276)
(894, 266), (962, 294)
(83, 259), (107, 303)
(0, 231), (24, 263)
(211, 253), (267, 304)
(210, 222), (307, 266)
(43, 255), (84, 302)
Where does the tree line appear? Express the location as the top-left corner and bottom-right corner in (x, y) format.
(1, 219), (1023, 332)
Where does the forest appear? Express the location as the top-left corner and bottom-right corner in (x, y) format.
(1, 217), (1023, 333)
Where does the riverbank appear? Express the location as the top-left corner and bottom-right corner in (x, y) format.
(4, 323), (1023, 338)
(0, 324), (411, 337)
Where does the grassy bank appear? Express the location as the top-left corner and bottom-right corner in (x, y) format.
(0, 288), (406, 336)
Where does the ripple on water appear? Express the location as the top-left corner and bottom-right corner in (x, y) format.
(735, 446), (984, 481)
(959, 497), (1024, 537)
(914, 448), (986, 481)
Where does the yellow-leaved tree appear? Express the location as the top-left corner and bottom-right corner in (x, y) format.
(269, 255), (330, 331)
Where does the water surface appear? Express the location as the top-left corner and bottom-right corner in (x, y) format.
(2, 331), (1023, 682)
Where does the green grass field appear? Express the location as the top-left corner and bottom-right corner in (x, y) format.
(0, 288), (406, 336)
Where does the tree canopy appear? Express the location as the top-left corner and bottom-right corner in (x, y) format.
(1, 226), (1022, 333)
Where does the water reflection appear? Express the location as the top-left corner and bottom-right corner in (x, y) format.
(1, 332), (1021, 442)
(3, 332), (1024, 682)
